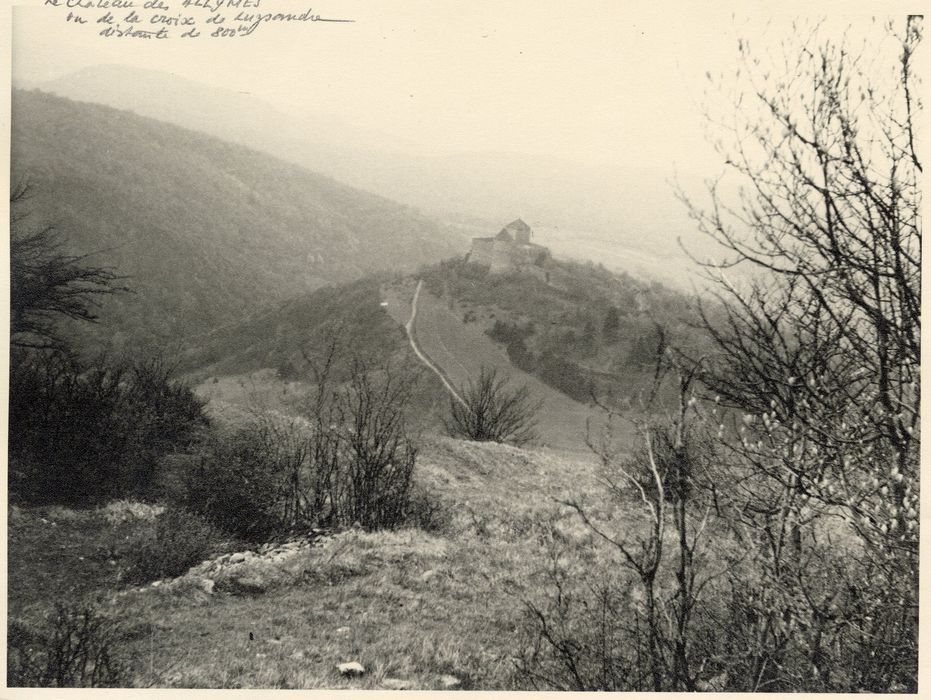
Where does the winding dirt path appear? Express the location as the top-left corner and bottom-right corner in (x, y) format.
(405, 280), (467, 407)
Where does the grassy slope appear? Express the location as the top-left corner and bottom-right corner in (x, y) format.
(11, 89), (465, 355)
(8, 438), (633, 690)
(383, 278), (615, 453)
(179, 275), (451, 432)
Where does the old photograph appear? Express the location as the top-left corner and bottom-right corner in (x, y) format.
(5, 1), (921, 692)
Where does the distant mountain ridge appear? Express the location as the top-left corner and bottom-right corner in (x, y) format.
(11, 89), (467, 354)
(35, 65), (715, 283)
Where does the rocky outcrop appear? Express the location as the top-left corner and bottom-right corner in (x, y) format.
(142, 532), (333, 596)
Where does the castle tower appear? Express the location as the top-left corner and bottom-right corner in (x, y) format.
(467, 217), (548, 274)
(501, 218), (532, 244)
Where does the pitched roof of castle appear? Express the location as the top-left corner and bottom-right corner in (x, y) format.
(504, 218), (531, 233)
(472, 218), (534, 244)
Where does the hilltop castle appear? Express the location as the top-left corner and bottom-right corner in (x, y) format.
(466, 218), (550, 274)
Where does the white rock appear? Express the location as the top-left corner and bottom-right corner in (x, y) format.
(198, 578), (215, 594)
(290, 650), (305, 660)
(337, 661), (365, 676)
(230, 552), (246, 563)
(336, 626), (352, 635)
(420, 569), (437, 582)
(382, 678), (413, 690)
(439, 674), (461, 689)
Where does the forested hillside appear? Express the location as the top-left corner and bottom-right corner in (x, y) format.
(182, 276), (405, 379)
(10, 90), (466, 355)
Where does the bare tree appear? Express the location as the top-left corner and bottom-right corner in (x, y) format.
(446, 366), (542, 446)
(676, 16), (920, 691)
(518, 17), (920, 693)
(10, 182), (128, 351)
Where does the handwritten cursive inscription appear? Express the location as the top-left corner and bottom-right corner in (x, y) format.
(43, 0), (355, 39)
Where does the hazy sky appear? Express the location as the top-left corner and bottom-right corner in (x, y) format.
(11, 2), (891, 176)
(11, 1), (764, 172)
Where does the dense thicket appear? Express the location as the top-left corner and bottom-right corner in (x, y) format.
(9, 351), (208, 506)
(518, 17), (920, 692)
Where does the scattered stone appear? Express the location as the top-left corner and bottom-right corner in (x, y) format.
(337, 661), (365, 677)
(439, 674), (461, 689)
(336, 626), (352, 635)
(420, 569), (437, 582)
(256, 653), (267, 659)
(290, 650), (305, 661)
(696, 672), (728, 692)
(197, 578), (215, 595)
(230, 552), (247, 564)
(267, 638), (283, 645)
(151, 580), (162, 588)
(381, 677), (413, 690)
(226, 574), (268, 595)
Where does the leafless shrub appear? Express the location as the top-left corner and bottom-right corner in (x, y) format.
(673, 16), (920, 690)
(301, 339), (425, 531)
(8, 603), (129, 688)
(182, 421), (308, 541)
(446, 366), (542, 446)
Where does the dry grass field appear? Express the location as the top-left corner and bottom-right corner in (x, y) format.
(8, 435), (635, 689)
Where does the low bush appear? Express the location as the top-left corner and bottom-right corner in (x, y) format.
(401, 484), (451, 533)
(7, 603), (129, 688)
(517, 573), (640, 691)
(446, 367), (542, 445)
(122, 506), (222, 584)
(181, 424), (301, 542)
(8, 350), (208, 506)
(302, 351), (423, 532)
